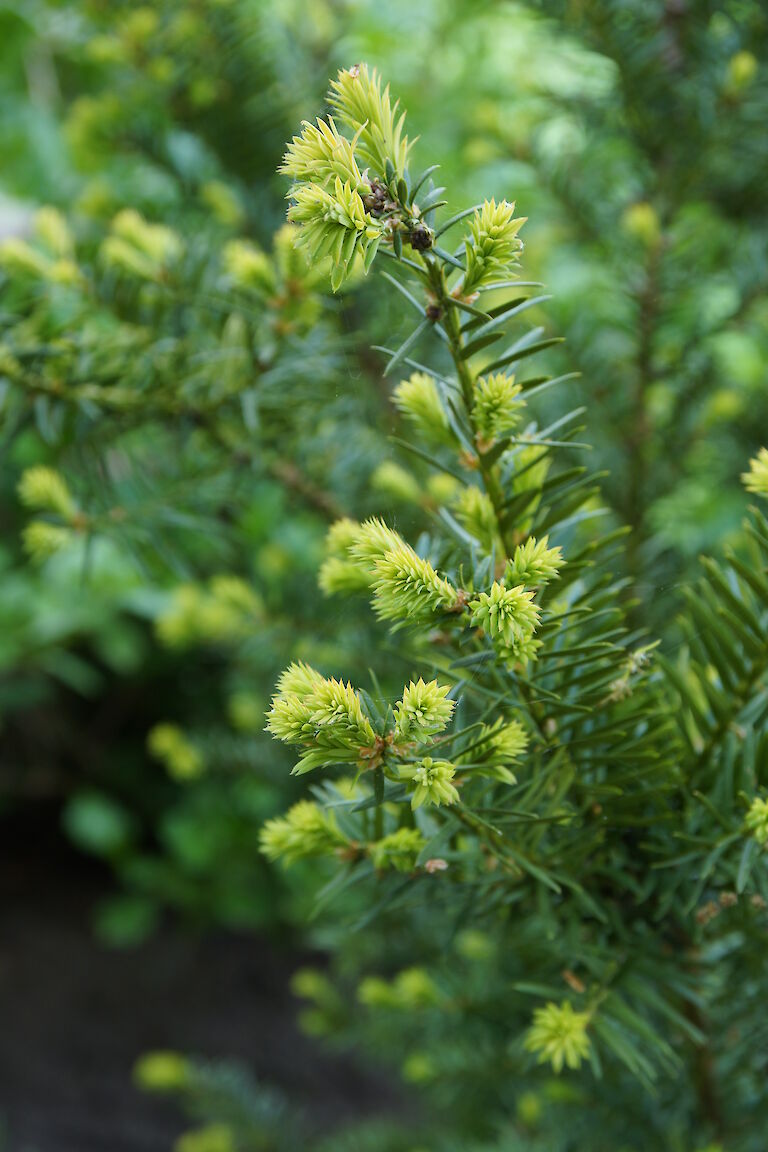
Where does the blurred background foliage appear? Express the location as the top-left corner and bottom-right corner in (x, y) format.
(0, 0), (766, 1147)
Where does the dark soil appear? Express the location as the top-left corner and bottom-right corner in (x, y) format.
(0, 809), (396, 1152)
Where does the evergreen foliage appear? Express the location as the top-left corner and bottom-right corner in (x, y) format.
(1, 4), (768, 1148)
(0, 0), (395, 938)
(257, 65), (768, 1151)
(502, 0), (768, 592)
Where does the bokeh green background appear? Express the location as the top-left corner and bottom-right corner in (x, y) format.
(0, 1), (766, 1148)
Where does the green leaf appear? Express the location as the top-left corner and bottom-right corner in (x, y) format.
(380, 270), (427, 317)
(460, 331), (504, 360)
(483, 336), (565, 374)
(435, 204), (482, 237)
(383, 319), (431, 377)
(409, 164), (440, 202)
(737, 836), (759, 892)
(433, 245), (466, 270)
(464, 294), (551, 345)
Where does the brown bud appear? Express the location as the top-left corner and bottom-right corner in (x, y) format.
(447, 589), (470, 614)
(695, 900), (719, 925)
(562, 969), (586, 994)
(362, 180), (391, 217)
(409, 223), (434, 252)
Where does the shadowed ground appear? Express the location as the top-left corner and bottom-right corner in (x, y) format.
(0, 810), (394, 1152)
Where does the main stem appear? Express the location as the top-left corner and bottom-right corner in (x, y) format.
(421, 255), (515, 557)
(418, 253), (558, 751)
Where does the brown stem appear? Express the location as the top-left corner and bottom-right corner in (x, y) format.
(688, 999), (724, 1137)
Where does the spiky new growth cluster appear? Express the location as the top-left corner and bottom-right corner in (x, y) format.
(393, 372), (452, 445)
(399, 757), (460, 809)
(745, 797), (768, 847)
(467, 718), (530, 784)
(147, 724), (204, 782)
(18, 466), (77, 521)
(453, 486), (499, 552)
(321, 517), (462, 621)
(265, 662), (377, 775)
(17, 466), (81, 562)
(287, 178), (383, 290)
(0, 206), (80, 286)
(281, 64), (525, 295)
(265, 661), (531, 825)
(472, 372), (524, 445)
(319, 516), (562, 660)
(461, 198), (526, 298)
(260, 801), (431, 874)
(280, 64), (415, 290)
(265, 661), (460, 793)
(742, 447), (768, 498)
(260, 800), (349, 865)
(524, 1001), (592, 1073)
(328, 64), (411, 177)
(358, 967), (440, 1011)
(101, 208), (183, 281)
(393, 367), (527, 456)
(156, 577), (263, 648)
(394, 678), (455, 742)
(506, 535), (565, 586)
(469, 581), (541, 662)
(368, 827), (426, 872)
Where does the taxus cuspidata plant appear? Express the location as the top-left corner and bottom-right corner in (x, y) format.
(0, 0), (364, 948)
(263, 66), (768, 1148)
